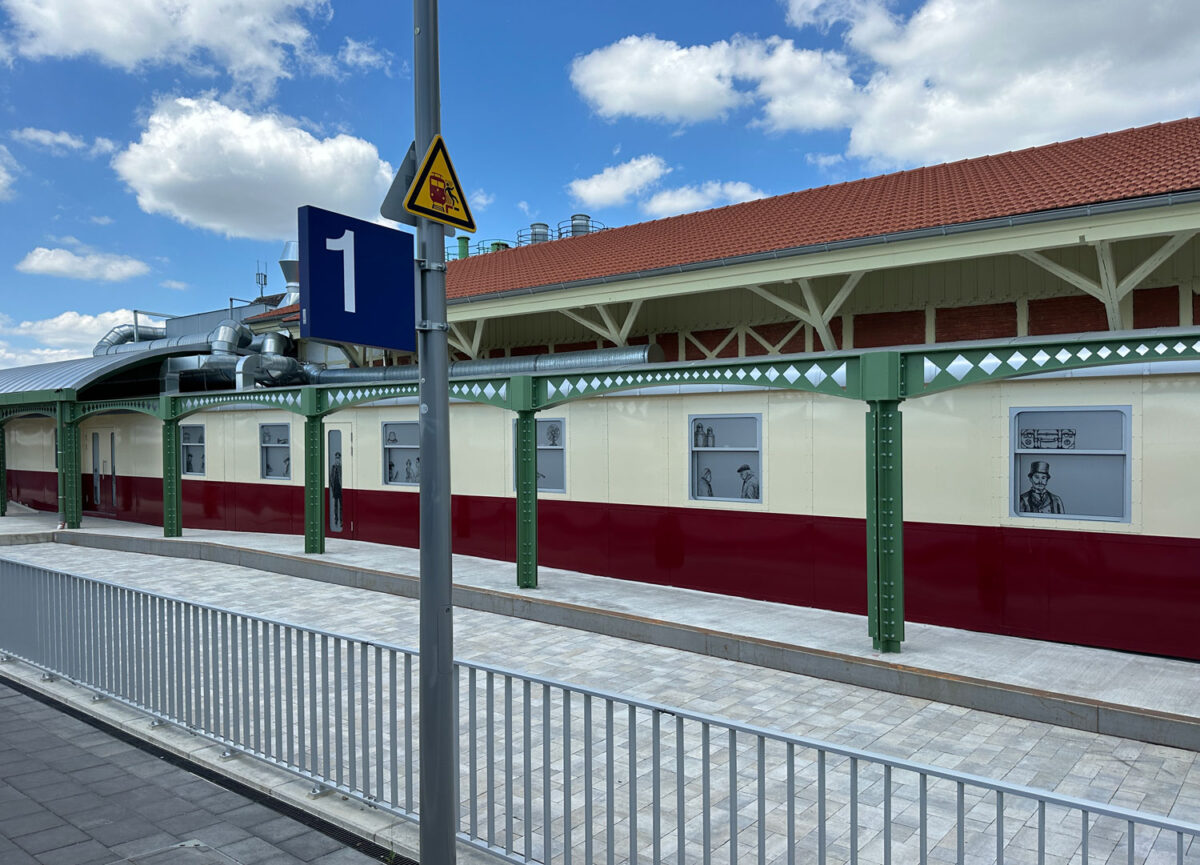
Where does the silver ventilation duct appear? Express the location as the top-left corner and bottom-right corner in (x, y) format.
(92, 323), (168, 354)
(94, 319), (252, 357)
(164, 343), (663, 392)
(278, 241), (300, 307)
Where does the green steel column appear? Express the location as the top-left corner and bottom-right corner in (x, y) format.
(0, 422), (7, 517)
(511, 376), (539, 589)
(866, 399), (904, 652)
(861, 352), (905, 653)
(303, 411), (325, 555)
(57, 406), (81, 529)
(162, 417), (181, 537)
(515, 409), (538, 588)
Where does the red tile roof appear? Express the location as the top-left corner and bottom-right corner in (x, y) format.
(245, 303), (299, 323)
(447, 118), (1200, 301)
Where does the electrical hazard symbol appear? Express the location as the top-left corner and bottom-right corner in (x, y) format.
(403, 135), (476, 232)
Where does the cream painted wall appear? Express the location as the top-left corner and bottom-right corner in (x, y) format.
(9, 373), (1198, 540)
(5, 418), (55, 470)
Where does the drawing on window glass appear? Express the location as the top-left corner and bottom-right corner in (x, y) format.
(1018, 460), (1065, 514)
(546, 423), (561, 447)
(329, 451), (343, 528)
(1019, 428), (1077, 449)
(405, 458), (420, 482)
(737, 464), (759, 499)
(696, 467), (713, 497)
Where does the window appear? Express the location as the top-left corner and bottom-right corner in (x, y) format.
(690, 414), (761, 502)
(260, 423), (291, 479)
(1010, 406), (1130, 522)
(383, 421), (419, 485)
(511, 418), (566, 493)
(181, 424), (205, 476)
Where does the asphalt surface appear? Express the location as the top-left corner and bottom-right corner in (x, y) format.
(0, 680), (391, 865)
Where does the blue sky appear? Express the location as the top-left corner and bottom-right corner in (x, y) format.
(1, 0), (1198, 368)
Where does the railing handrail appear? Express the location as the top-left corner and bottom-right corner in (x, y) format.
(3, 556), (1198, 864)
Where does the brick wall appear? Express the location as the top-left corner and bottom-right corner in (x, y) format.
(685, 328), (739, 360)
(853, 309), (924, 348)
(746, 322), (806, 356)
(815, 318), (843, 351)
(1028, 295), (1107, 335)
(935, 302), (1017, 342)
(1133, 286), (1179, 328)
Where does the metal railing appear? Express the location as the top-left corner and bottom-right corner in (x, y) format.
(1, 558), (1197, 865)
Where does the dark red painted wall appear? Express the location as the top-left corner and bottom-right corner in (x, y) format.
(8, 469), (1200, 659)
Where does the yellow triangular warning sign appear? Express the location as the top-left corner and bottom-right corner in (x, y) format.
(403, 135), (476, 232)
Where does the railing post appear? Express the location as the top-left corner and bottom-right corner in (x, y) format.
(302, 389), (325, 554)
(511, 377), (538, 589)
(862, 352), (905, 653)
(161, 407), (181, 538)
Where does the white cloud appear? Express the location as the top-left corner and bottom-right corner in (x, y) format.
(0, 308), (162, 368)
(575, 0), (1200, 168)
(571, 35), (745, 124)
(0, 144), (17, 199)
(806, 152), (845, 169)
(470, 189), (495, 211)
(338, 37), (393, 76)
(517, 200), (534, 218)
(2, 0), (332, 101)
(16, 247), (150, 281)
(568, 154), (671, 208)
(12, 127), (87, 152)
(11, 127), (118, 157)
(112, 96), (393, 240)
(642, 181), (766, 218)
(161, 279), (188, 290)
(90, 215), (114, 225)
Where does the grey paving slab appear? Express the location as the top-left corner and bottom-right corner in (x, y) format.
(0, 682), (380, 865)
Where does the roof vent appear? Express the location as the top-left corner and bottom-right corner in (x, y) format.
(529, 222), (550, 244)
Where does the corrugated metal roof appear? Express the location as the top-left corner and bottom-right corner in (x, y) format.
(0, 347), (184, 395)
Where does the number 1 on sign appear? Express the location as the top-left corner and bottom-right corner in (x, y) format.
(326, 230), (356, 313)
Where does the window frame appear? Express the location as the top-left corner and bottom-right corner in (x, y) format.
(259, 423), (291, 480)
(688, 412), (763, 503)
(181, 423), (206, 476)
(382, 420), (420, 486)
(1009, 404), (1131, 523)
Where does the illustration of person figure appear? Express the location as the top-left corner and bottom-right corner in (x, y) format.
(404, 458), (415, 482)
(185, 451), (194, 473)
(1019, 460), (1065, 514)
(329, 452), (343, 527)
(388, 460), (397, 482)
(736, 463), (759, 499)
(546, 423), (561, 447)
(413, 457), (421, 482)
(697, 466), (713, 497)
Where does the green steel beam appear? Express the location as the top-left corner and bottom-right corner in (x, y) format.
(903, 329), (1200, 397)
(74, 398), (162, 421)
(162, 417), (181, 538)
(862, 352), (904, 653)
(303, 405), (325, 555)
(533, 354), (863, 408)
(317, 381), (422, 415)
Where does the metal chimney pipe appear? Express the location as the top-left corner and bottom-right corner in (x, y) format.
(571, 213), (591, 237)
(278, 241), (300, 307)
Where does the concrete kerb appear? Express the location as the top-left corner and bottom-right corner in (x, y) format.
(50, 529), (1200, 753)
(0, 655), (495, 865)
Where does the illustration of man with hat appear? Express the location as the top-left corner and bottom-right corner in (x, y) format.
(737, 463), (759, 500)
(1019, 460), (1065, 514)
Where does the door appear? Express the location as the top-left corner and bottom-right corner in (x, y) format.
(326, 425), (353, 537)
(88, 428), (117, 514)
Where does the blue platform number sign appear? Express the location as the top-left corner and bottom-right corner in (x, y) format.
(298, 205), (416, 352)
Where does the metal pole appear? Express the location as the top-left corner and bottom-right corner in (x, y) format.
(414, 1), (456, 861)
